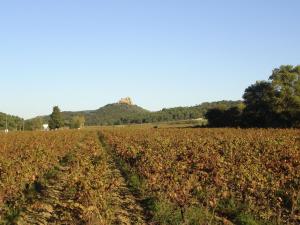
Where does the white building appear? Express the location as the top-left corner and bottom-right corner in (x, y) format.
(43, 124), (49, 131)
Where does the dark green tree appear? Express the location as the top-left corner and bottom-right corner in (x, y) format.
(242, 81), (278, 127)
(205, 108), (226, 127)
(242, 65), (300, 127)
(49, 106), (63, 130)
(225, 106), (243, 127)
(205, 106), (243, 127)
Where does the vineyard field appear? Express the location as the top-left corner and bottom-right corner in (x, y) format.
(0, 130), (145, 224)
(0, 128), (299, 225)
(102, 127), (300, 225)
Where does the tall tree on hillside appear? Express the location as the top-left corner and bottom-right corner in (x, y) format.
(49, 106), (63, 130)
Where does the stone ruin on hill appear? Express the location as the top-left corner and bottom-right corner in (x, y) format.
(118, 97), (133, 105)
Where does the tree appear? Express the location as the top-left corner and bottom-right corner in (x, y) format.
(205, 106), (243, 127)
(70, 116), (85, 129)
(225, 106), (243, 127)
(269, 65), (300, 126)
(242, 81), (278, 127)
(25, 117), (43, 131)
(205, 108), (226, 127)
(49, 106), (63, 130)
(242, 65), (300, 127)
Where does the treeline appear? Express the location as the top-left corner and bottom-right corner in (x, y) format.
(206, 65), (300, 128)
(25, 107), (85, 130)
(0, 113), (24, 131)
(38, 101), (241, 127)
(115, 101), (241, 125)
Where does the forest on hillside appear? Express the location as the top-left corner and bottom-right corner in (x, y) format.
(0, 113), (23, 131)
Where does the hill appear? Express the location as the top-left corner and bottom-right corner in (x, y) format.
(35, 102), (149, 126)
(33, 99), (242, 127)
(63, 103), (149, 126)
(0, 112), (24, 131)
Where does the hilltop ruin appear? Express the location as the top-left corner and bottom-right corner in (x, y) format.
(118, 97), (133, 105)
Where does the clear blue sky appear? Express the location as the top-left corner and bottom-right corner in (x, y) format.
(1, 0), (299, 119)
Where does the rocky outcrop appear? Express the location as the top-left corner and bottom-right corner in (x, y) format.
(118, 97), (133, 105)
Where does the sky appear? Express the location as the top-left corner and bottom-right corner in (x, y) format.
(0, 0), (299, 119)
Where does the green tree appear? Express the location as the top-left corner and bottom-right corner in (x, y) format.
(49, 106), (63, 130)
(225, 106), (243, 127)
(242, 65), (300, 127)
(25, 117), (43, 131)
(205, 108), (226, 127)
(269, 65), (300, 126)
(205, 106), (243, 127)
(70, 116), (85, 129)
(242, 81), (277, 127)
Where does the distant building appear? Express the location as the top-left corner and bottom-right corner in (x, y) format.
(43, 124), (49, 131)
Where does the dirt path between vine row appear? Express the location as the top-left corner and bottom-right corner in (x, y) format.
(11, 134), (146, 225)
(99, 138), (147, 225)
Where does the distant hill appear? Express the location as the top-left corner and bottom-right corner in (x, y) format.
(63, 103), (149, 126)
(33, 99), (242, 126)
(36, 102), (149, 126)
(0, 112), (24, 131)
